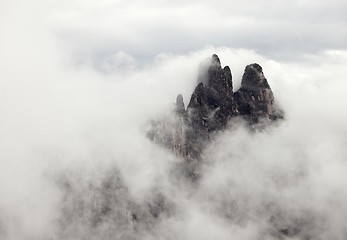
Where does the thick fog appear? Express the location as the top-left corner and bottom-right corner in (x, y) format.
(1, 0), (347, 239)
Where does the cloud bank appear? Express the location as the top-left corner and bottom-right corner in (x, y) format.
(1, 0), (347, 239)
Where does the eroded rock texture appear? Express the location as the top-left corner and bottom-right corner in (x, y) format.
(234, 63), (283, 122)
(148, 54), (283, 164)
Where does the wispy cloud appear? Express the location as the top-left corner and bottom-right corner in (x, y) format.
(0, 0), (347, 239)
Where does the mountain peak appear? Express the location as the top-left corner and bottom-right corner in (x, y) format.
(241, 63), (269, 88)
(211, 54), (221, 67)
(149, 55), (284, 166)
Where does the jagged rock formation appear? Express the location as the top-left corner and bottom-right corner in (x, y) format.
(148, 54), (283, 164)
(54, 55), (325, 240)
(187, 54), (236, 133)
(234, 63), (283, 122)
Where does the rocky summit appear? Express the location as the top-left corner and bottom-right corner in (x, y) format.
(148, 54), (283, 168)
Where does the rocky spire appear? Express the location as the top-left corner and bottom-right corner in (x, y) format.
(149, 55), (283, 163)
(175, 94), (185, 115)
(187, 55), (237, 134)
(234, 63), (283, 122)
(207, 54), (233, 95)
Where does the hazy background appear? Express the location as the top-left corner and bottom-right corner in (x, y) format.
(1, 0), (347, 239)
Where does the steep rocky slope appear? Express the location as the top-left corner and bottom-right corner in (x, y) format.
(148, 54), (283, 165)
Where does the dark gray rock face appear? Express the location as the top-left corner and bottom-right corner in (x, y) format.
(187, 54), (236, 134)
(148, 54), (283, 164)
(234, 63), (283, 122)
(183, 54), (237, 161)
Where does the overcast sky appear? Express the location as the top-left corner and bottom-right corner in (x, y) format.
(52, 0), (347, 61)
(2, 0), (347, 71)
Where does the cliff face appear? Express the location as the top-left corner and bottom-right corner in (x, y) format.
(234, 63), (282, 122)
(148, 54), (283, 165)
(187, 54), (236, 132)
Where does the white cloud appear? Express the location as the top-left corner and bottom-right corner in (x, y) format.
(0, 0), (347, 239)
